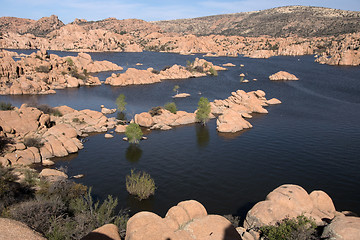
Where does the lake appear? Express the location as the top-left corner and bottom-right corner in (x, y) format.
(2, 50), (360, 220)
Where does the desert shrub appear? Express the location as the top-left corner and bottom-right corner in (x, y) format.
(125, 123), (143, 144)
(259, 215), (318, 240)
(72, 118), (85, 124)
(193, 65), (204, 73)
(0, 136), (13, 154)
(24, 137), (44, 149)
(29, 103), (63, 117)
(35, 65), (50, 73)
(126, 169), (156, 200)
(23, 169), (39, 188)
(70, 69), (87, 80)
(65, 57), (74, 66)
(116, 112), (127, 121)
(162, 65), (171, 71)
(196, 97), (211, 125)
(9, 198), (67, 235)
(208, 67), (218, 76)
(223, 214), (240, 228)
(0, 101), (14, 111)
(149, 106), (163, 117)
(0, 166), (34, 213)
(164, 102), (177, 114)
(151, 69), (160, 74)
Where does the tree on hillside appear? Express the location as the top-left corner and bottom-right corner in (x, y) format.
(196, 97), (211, 125)
(125, 123), (143, 144)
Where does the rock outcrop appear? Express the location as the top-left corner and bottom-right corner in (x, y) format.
(0, 105), (118, 166)
(0, 217), (46, 240)
(82, 224), (121, 240)
(212, 90), (280, 133)
(244, 184), (337, 229)
(0, 50), (122, 95)
(269, 71), (299, 81)
(321, 215), (360, 240)
(125, 200), (241, 240)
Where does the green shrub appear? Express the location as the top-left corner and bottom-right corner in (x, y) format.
(164, 102), (177, 114)
(116, 94), (127, 112)
(125, 123), (143, 144)
(65, 57), (74, 66)
(23, 137), (44, 149)
(259, 215), (318, 240)
(208, 67), (218, 76)
(0, 102), (14, 111)
(72, 118), (85, 124)
(0, 136), (13, 154)
(126, 169), (156, 200)
(196, 97), (211, 125)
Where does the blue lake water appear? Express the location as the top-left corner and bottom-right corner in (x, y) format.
(2, 50), (360, 219)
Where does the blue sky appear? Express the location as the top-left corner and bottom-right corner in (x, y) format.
(1, 0), (359, 23)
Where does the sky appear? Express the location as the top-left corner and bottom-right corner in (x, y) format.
(1, 0), (359, 23)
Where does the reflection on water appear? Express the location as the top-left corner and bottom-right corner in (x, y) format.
(125, 144), (143, 163)
(126, 194), (155, 213)
(196, 124), (210, 148)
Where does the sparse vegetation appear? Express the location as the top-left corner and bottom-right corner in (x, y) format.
(208, 67), (218, 76)
(196, 97), (211, 125)
(173, 85), (180, 95)
(149, 106), (163, 117)
(23, 137), (44, 149)
(28, 104), (62, 117)
(116, 94), (127, 112)
(125, 123), (143, 144)
(72, 117), (85, 124)
(126, 169), (156, 200)
(35, 65), (51, 73)
(65, 57), (74, 66)
(259, 215), (318, 240)
(0, 101), (14, 111)
(164, 102), (177, 114)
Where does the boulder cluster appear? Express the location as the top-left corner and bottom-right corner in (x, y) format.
(105, 58), (225, 87)
(0, 49), (122, 95)
(0, 104), (117, 167)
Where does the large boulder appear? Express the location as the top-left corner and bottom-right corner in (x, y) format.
(125, 200), (241, 240)
(321, 215), (360, 240)
(269, 71), (299, 81)
(134, 112), (154, 128)
(244, 185), (337, 229)
(216, 109), (252, 133)
(81, 224), (121, 240)
(0, 217), (46, 240)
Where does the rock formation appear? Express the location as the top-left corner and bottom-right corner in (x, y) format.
(212, 90), (281, 133)
(0, 50), (122, 95)
(0, 217), (46, 240)
(125, 200), (241, 240)
(0, 104), (118, 166)
(269, 71), (299, 81)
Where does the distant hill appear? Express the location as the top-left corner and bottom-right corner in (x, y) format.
(0, 15), (64, 37)
(154, 6), (360, 37)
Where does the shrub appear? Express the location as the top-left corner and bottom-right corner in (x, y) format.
(35, 65), (50, 73)
(208, 67), (218, 76)
(72, 117), (85, 124)
(149, 106), (163, 117)
(259, 215), (318, 240)
(126, 169), (156, 200)
(0, 136), (13, 154)
(162, 66), (171, 71)
(151, 69), (160, 74)
(164, 102), (177, 114)
(23, 137), (44, 149)
(116, 94), (127, 112)
(65, 57), (74, 66)
(0, 102), (14, 111)
(28, 104), (63, 117)
(173, 85), (179, 94)
(223, 214), (240, 228)
(194, 65), (204, 73)
(196, 97), (211, 125)
(125, 123), (143, 144)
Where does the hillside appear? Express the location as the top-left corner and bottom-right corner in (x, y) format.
(154, 6), (360, 37)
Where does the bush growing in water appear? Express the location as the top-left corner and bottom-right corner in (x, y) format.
(259, 215), (318, 240)
(0, 101), (14, 111)
(164, 102), (177, 114)
(196, 97), (211, 125)
(208, 67), (218, 76)
(126, 169), (156, 200)
(125, 123), (143, 144)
